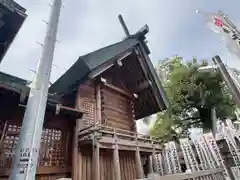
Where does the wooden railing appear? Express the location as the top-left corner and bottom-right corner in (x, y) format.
(78, 124), (163, 143)
(135, 168), (224, 180)
(78, 124), (164, 153)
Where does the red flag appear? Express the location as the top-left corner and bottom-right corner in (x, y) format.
(203, 13), (223, 33)
(214, 17), (223, 27)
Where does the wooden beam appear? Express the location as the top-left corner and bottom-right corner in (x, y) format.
(88, 63), (114, 79)
(88, 51), (132, 79)
(98, 136), (163, 150)
(99, 143), (159, 153)
(113, 130), (121, 180)
(96, 84), (102, 124)
(103, 83), (133, 98)
(134, 80), (152, 93)
(57, 104), (83, 114)
(102, 104), (132, 117)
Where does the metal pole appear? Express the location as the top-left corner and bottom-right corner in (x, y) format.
(211, 108), (217, 138)
(118, 14), (130, 37)
(9, 0), (62, 179)
(227, 68), (240, 91)
(212, 55), (240, 105)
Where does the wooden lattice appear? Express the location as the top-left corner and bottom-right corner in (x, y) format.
(39, 128), (64, 167)
(82, 97), (96, 126)
(78, 83), (96, 129)
(0, 124), (20, 169)
(0, 123), (68, 174)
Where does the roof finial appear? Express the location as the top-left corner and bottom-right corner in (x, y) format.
(118, 14), (130, 37)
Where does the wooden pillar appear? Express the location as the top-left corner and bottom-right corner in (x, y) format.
(131, 100), (137, 133)
(135, 146), (144, 178)
(113, 129), (121, 180)
(0, 120), (7, 152)
(148, 156), (154, 174)
(92, 83), (101, 180)
(152, 148), (158, 172)
(78, 149), (82, 180)
(96, 83), (102, 125)
(74, 89), (84, 180)
(72, 125), (78, 180)
(93, 141), (100, 180)
(135, 135), (144, 178)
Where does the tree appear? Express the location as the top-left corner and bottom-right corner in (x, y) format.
(149, 56), (236, 139)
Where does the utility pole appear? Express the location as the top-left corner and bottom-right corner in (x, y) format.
(211, 108), (217, 138)
(212, 55), (240, 105)
(9, 0), (62, 179)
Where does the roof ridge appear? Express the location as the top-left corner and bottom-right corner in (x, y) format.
(79, 38), (129, 59)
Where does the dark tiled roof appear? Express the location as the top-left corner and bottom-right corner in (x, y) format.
(49, 38), (138, 94)
(0, 0), (26, 13)
(0, 0), (27, 63)
(0, 71), (29, 92)
(49, 36), (169, 118)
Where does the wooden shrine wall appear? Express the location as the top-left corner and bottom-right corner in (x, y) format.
(76, 148), (137, 180)
(99, 149), (113, 180)
(75, 147), (93, 180)
(101, 84), (135, 131)
(0, 108), (73, 179)
(99, 66), (136, 132)
(119, 151), (137, 180)
(76, 76), (136, 132)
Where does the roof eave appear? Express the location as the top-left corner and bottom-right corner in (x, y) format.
(137, 42), (169, 111)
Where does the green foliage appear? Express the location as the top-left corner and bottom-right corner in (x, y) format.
(150, 56), (236, 139)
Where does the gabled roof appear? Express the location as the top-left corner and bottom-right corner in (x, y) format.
(0, 71), (29, 95)
(49, 38), (139, 94)
(0, 71), (82, 119)
(49, 35), (169, 118)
